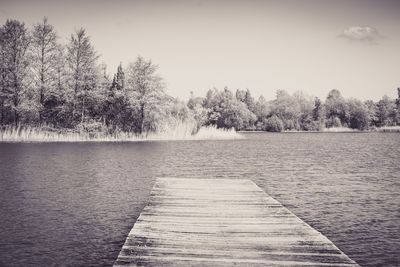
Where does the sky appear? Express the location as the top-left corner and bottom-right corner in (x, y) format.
(1, 0), (399, 101)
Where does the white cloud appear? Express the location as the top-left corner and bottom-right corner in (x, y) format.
(340, 26), (383, 44)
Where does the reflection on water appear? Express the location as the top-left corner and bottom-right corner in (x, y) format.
(0, 133), (399, 266)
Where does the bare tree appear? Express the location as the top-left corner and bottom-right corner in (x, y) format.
(30, 17), (59, 124)
(0, 26), (6, 124)
(0, 19), (31, 126)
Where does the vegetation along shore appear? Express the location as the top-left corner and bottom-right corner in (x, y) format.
(1, 18), (399, 141)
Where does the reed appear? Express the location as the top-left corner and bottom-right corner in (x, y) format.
(0, 123), (243, 142)
(323, 127), (359, 132)
(373, 126), (400, 132)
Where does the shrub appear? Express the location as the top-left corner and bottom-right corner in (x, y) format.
(263, 115), (284, 132)
(326, 116), (342, 128)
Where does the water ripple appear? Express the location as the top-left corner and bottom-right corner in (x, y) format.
(0, 132), (399, 266)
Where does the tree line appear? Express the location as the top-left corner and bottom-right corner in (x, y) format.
(1, 18), (399, 134)
(0, 18), (188, 135)
(191, 87), (400, 132)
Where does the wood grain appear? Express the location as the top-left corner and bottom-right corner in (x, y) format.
(114, 178), (359, 266)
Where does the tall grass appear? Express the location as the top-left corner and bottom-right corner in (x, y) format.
(373, 126), (400, 132)
(0, 123), (243, 142)
(323, 126), (400, 132)
(323, 127), (359, 132)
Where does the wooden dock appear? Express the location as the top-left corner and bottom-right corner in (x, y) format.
(114, 178), (359, 266)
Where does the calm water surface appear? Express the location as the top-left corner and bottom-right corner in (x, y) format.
(0, 133), (399, 266)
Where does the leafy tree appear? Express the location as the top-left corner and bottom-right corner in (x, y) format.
(270, 90), (301, 130)
(235, 89), (246, 103)
(262, 115), (284, 132)
(126, 57), (167, 133)
(253, 95), (271, 130)
(3, 17), (400, 135)
(204, 87), (255, 130)
(253, 95), (270, 118)
(294, 91), (314, 131)
(312, 97), (325, 130)
(220, 100), (255, 130)
(364, 100), (377, 127)
(376, 95), (396, 127)
(236, 88), (255, 113)
(244, 89), (255, 112)
(346, 99), (370, 130)
(203, 88), (221, 125)
(325, 89), (347, 127)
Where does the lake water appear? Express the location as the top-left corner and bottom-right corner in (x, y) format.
(0, 132), (399, 267)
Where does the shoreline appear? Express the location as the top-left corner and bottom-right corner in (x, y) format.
(0, 125), (244, 143)
(1, 126), (399, 143)
(239, 126), (400, 133)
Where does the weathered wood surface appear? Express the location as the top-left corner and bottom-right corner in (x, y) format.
(114, 178), (359, 266)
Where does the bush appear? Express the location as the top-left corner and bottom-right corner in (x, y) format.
(326, 116), (342, 128)
(347, 99), (370, 130)
(263, 115), (284, 132)
(302, 120), (320, 131)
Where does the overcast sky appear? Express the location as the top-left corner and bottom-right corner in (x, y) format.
(1, 0), (399, 100)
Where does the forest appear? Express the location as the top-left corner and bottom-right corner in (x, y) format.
(1, 18), (400, 136)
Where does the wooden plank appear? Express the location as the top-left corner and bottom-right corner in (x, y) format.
(114, 178), (359, 266)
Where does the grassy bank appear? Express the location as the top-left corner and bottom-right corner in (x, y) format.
(243, 126), (400, 133)
(0, 124), (243, 142)
(372, 126), (400, 132)
(323, 126), (400, 133)
(322, 127), (359, 132)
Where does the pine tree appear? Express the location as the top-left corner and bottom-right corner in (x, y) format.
(66, 28), (99, 125)
(111, 63), (124, 91)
